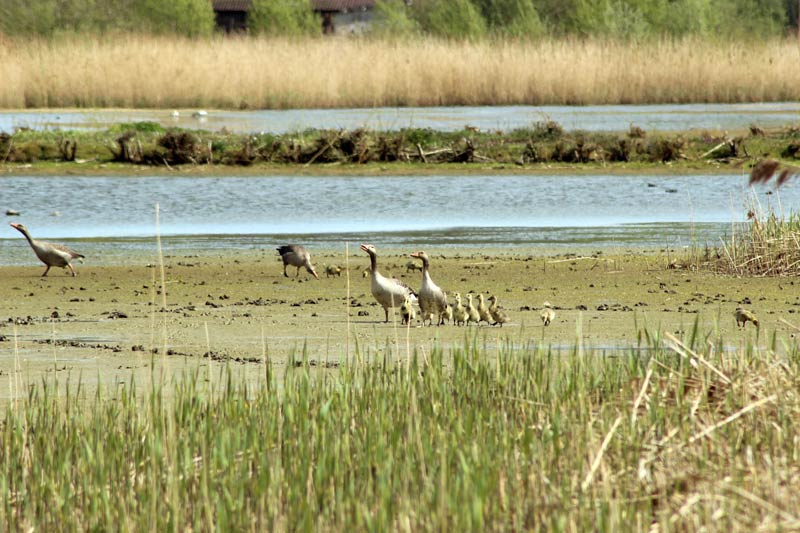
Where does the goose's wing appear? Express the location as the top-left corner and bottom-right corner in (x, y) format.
(47, 242), (84, 259)
(391, 278), (416, 296)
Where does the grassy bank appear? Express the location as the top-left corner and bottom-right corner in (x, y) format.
(3, 36), (800, 109)
(1, 329), (797, 530)
(3, 120), (800, 173)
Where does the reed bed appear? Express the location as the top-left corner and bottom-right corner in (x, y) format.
(1, 326), (798, 530)
(3, 35), (800, 109)
(692, 200), (800, 276)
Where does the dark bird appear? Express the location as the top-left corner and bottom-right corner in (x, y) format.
(276, 245), (318, 279)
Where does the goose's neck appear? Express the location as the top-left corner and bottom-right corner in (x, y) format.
(368, 252), (378, 273)
(17, 228), (34, 246)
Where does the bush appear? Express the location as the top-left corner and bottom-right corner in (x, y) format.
(249, 0), (318, 36)
(409, 0), (487, 40)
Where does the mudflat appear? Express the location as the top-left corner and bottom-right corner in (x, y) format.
(0, 246), (791, 399)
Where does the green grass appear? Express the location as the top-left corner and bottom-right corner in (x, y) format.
(2, 323), (798, 530)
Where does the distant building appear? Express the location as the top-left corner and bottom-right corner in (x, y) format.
(311, 0), (376, 35)
(211, 0), (377, 35)
(212, 0), (251, 33)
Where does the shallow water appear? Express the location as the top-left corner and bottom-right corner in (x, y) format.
(1, 173), (794, 264)
(2, 102), (800, 134)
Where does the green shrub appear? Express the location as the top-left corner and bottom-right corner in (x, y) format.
(249, 0), (318, 36)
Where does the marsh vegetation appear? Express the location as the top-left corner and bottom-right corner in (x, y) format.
(3, 120), (800, 171)
(3, 36), (800, 109)
(1, 325), (798, 530)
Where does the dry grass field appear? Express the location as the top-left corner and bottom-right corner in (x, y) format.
(2, 35), (800, 109)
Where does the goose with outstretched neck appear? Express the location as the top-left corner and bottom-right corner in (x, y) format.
(10, 222), (85, 277)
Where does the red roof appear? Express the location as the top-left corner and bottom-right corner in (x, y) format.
(312, 0), (375, 11)
(211, 0), (251, 11)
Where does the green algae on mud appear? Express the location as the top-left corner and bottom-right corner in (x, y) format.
(0, 248), (792, 400)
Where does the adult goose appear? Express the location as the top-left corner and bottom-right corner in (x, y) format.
(361, 243), (416, 322)
(409, 251), (448, 326)
(276, 245), (318, 279)
(10, 223), (84, 277)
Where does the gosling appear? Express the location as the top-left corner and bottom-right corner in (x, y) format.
(453, 293), (469, 326)
(476, 294), (493, 325)
(487, 295), (509, 327)
(324, 265), (342, 278)
(405, 261), (422, 273)
(466, 293), (481, 325)
(734, 307), (758, 328)
(441, 292), (454, 325)
(540, 302), (555, 326)
(400, 294), (416, 325)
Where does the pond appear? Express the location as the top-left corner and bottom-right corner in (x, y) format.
(2, 102), (799, 134)
(1, 173), (794, 265)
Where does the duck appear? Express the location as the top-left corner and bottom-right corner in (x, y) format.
(734, 307), (758, 328)
(409, 251), (449, 326)
(453, 293), (469, 326)
(10, 222), (85, 277)
(400, 294), (416, 325)
(487, 295), (509, 327)
(276, 245), (318, 279)
(466, 293), (481, 325)
(476, 294), (493, 325)
(361, 243), (417, 323)
(541, 301), (555, 326)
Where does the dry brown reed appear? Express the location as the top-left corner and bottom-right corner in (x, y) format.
(695, 198), (800, 277)
(749, 158), (800, 188)
(3, 34), (800, 109)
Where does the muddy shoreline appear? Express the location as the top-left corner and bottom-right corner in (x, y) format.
(0, 247), (790, 399)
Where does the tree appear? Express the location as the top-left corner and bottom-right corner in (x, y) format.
(409, 0), (487, 39)
(472, 0), (544, 39)
(137, 0), (215, 37)
(371, 0), (420, 38)
(249, 0), (319, 37)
